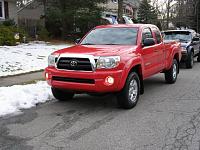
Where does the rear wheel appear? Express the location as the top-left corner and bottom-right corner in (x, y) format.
(186, 52), (194, 68)
(165, 59), (178, 84)
(117, 72), (140, 109)
(197, 48), (200, 62)
(51, 87), (74, 101)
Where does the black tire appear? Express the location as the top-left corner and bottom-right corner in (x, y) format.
(165, 59), (178, 84)
(197, 49), (200, 62)
(117, 72), (140, 109)
(186, 52), (194, 68)
(51, 87), (74, 101)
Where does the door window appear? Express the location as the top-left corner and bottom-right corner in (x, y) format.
(142, 28), (153, 42)
(154, 30), (162, 43)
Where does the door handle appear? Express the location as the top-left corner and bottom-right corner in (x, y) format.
(154, 50), (159, 52)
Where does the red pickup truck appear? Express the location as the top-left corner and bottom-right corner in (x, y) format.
(45, 24), (181, 109)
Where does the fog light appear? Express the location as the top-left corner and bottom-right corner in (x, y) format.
(104, 76), (114, 86)
(45, 73), (49, 79)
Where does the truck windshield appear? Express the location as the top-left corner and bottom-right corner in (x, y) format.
(163, 31), (192, 43)
(80, 28), (138, 45)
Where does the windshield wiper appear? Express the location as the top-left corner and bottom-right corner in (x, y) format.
(81, 43), (122, 45)
(179, 39), (188, 43)
(81, 43), (95, 45)
(104, 43), (121, 45)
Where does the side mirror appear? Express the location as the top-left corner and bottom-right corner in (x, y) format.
(192, 37), (200, 42)
(75, 38), (81, 44)
(142, 38), (156, 47)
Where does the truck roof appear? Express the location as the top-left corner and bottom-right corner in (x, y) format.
(163, 30), (195, 33)
(162, 29), (197, 37)
(95, 24), (158, 29)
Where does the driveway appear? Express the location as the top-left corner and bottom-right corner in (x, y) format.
(1, 63), (200, 150)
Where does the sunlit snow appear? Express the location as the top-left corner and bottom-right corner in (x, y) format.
(0, 81), (53, 116)
(0, 41), (71, 77)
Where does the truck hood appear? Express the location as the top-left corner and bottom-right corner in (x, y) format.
(181, 42), (190, 48)
(53, 45), (138, 56)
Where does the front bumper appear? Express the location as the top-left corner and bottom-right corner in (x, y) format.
(45, 67), (123, 93)
(181, 50), (188, 61)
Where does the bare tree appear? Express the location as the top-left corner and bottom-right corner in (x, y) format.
(195, 0), (199, 32)
(118, 0), (123, 23)
(152, 0), (177, 29)
(165, 0), (175, 29)
(175, 0), (197, 30)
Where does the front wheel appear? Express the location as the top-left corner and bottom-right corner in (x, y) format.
(117, 72), (140, 109)
(186, 52), (194, 68)
(165, 59), (178, 84)
(51, 87), (75, 101)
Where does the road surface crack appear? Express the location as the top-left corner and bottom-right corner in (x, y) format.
(162, 108), (200, 150)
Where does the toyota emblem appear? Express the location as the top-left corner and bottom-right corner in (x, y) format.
(70, 60), (78, 67)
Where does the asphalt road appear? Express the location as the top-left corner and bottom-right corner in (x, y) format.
(1, 62), (200, 150)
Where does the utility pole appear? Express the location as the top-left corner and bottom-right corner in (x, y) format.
(196, 1), (199, 33)
(118, 0), (123, 23)
(165, 0), (174, 29)
(166, 0), (170, 29)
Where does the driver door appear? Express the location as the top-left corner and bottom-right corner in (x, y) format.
(141, 28), (158, 78)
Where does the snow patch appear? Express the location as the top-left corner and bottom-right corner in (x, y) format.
(0, 81), (53, 117)
(0, 42), (71, 77)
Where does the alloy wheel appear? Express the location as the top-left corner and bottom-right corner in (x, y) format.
(128, 79), (138, 103)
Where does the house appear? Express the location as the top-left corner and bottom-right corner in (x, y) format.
(102, 0), (140, 20)
(123, 0), (140, 19)
(17, 0), (45, 36)
(0, 0), (44, 36)
(0, 0), (18, 23)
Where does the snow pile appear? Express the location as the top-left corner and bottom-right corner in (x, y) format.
(0, 42), (71, 77)
(0, 81), (53, 116)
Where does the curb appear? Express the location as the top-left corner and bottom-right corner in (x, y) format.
(0, 69), (44, 79)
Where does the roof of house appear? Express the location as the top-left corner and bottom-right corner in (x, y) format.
(17, 0), (35, 13)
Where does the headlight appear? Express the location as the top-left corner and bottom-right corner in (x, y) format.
(181, 47), (187, 52)
(48, 54), (59, 67)
(96, 56), (120, 69)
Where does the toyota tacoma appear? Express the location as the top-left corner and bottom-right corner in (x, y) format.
(45, 24), (182, 109)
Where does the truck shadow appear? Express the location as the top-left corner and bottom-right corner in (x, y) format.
(55, 74), (167, 110)
(56, 93), (119, 110)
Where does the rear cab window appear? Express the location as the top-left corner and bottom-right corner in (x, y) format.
(163, 31), (192, 43)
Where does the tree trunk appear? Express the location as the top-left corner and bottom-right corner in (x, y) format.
(196, 0), (199, 32)
(42, 0), (47, 27)
(118, 0), (123, 23)
(166, 0), (170, 29)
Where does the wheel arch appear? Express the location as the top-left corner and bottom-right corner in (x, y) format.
(129, 65), (144, 94)
(119, 63), (144, 94)
(190, 48), (194, 54)
(188, 46), (194, 54)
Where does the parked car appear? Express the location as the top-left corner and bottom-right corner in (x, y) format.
(122, 16), (134, 24)
(101, 15), (133, 25)
(45, 24), (181, 109)
(162, 30), (200, 68)
(101, 16), (118, 25)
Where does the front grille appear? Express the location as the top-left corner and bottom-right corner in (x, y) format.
(57, 57), (92, 71)
(52, 76), (95, 84)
